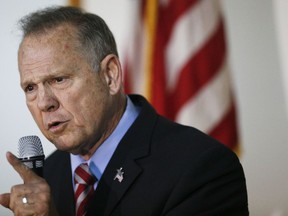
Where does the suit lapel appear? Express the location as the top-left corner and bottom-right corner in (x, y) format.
(87, 154), (143, 216)
(45, 151), (75, 216)
(57, 155), (75, 216)
(87, 95), (158, 216)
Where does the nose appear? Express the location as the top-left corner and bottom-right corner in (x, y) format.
(37, 85), (59, 112)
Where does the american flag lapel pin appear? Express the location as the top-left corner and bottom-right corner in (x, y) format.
(114, 167), (124, 183)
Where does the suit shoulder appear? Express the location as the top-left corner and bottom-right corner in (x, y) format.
(150, 115), (242, 171)
(155, 116), (227, 150)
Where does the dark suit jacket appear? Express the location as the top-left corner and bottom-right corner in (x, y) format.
(44, 95), (248, 216)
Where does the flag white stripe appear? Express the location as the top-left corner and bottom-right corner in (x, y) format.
(175, 60), (232, 132)
(126, 12), (147, 94)
(166, 0), (221, 90)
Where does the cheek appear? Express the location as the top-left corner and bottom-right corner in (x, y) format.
(27, 103), (44, 127)
(66, 92), (100, 127)
(76, 92), (109, 133)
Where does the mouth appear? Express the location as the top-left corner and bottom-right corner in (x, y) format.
(48, 121), (61, 128)
(48, 120), (68, 132)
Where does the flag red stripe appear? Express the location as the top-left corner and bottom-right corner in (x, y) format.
(150, 28), (167, 115)
(153, 0), (196, 94)
(124, 0), (239, 150)
(167, 20), (226, 119)
(209, 103), (238, 148)
(150, 0), (198, 115)
(158, 0), (198, 48)
(123, 59), (132, 94)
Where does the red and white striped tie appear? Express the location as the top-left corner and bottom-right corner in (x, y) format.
(74, 163), (96, 216)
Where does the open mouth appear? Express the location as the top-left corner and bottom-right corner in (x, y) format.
(48, 121), (62, 129)
(47, 120), (69, 132)
(52, 122), (61, 127)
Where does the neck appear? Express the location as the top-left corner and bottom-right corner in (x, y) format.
(80, 94), (127, 160)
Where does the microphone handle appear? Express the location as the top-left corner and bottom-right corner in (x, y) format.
(18, 155), (45, 177)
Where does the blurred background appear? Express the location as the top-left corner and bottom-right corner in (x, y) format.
(0, 0), (288, 215)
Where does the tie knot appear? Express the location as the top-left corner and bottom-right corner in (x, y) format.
(74, 163), (96, 185)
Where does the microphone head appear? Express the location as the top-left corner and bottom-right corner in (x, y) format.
(18, 135), (44, 158)
(18, 135), (45, 177)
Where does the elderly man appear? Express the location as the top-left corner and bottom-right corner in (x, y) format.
(0, 6), (248, 216)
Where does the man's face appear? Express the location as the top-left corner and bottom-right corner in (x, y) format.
(18, 25), (118, 158)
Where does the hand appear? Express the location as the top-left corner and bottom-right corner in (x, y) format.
(0, 152), (58, 216)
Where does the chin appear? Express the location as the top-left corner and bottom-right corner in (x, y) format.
(49, 136), (72, 150)
(51, 139), (75, 152)
(54, 141), (88, 156)
(50, 135), (96, 158)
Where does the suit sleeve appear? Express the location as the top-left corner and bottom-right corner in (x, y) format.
(162, 146), (249, 216)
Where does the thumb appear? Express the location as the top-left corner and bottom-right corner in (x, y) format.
(6, 151), (41, 183)
(0, 193), (11, 209)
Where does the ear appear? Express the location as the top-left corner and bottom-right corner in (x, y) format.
(100, 54), (123, 95)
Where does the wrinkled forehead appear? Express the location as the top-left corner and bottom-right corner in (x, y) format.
(18, 25), (85, 77)
(19, 24), (80, 53)
(19, 25), (83, 70)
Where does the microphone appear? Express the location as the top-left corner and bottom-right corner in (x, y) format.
(18, 135), (45, 177)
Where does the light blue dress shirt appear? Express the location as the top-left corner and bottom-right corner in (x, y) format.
(70, 96), (140, 189)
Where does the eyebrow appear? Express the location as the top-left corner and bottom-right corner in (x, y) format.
(20, 73), (57, 89)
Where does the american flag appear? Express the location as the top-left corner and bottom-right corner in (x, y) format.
(68, 0), (239, 150)
(123, 0), (239, 150)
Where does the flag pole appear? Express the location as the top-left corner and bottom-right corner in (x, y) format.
(144, 0), (157, 101)
(68, 0), (81, 7)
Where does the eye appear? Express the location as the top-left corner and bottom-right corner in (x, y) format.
(54, 77), (65, 83)
(49, 77), (67, 85)
(49, 76), (70, 88)
(25, 84), (35, 93)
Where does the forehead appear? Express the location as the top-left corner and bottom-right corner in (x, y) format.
(18, 25), (87, 84)
(20, 24), (79, 51)
(18, 24), (80, 64)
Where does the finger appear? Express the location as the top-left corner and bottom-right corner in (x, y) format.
(18, 191), (50, 206)
(9, 184), (37, 211)
(12, 197), (36, 216)
(6, 151), (41, 183)
(10, 189), (51, 215)
(0, 193), (11, 209)
(14, 207), (35, 216)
